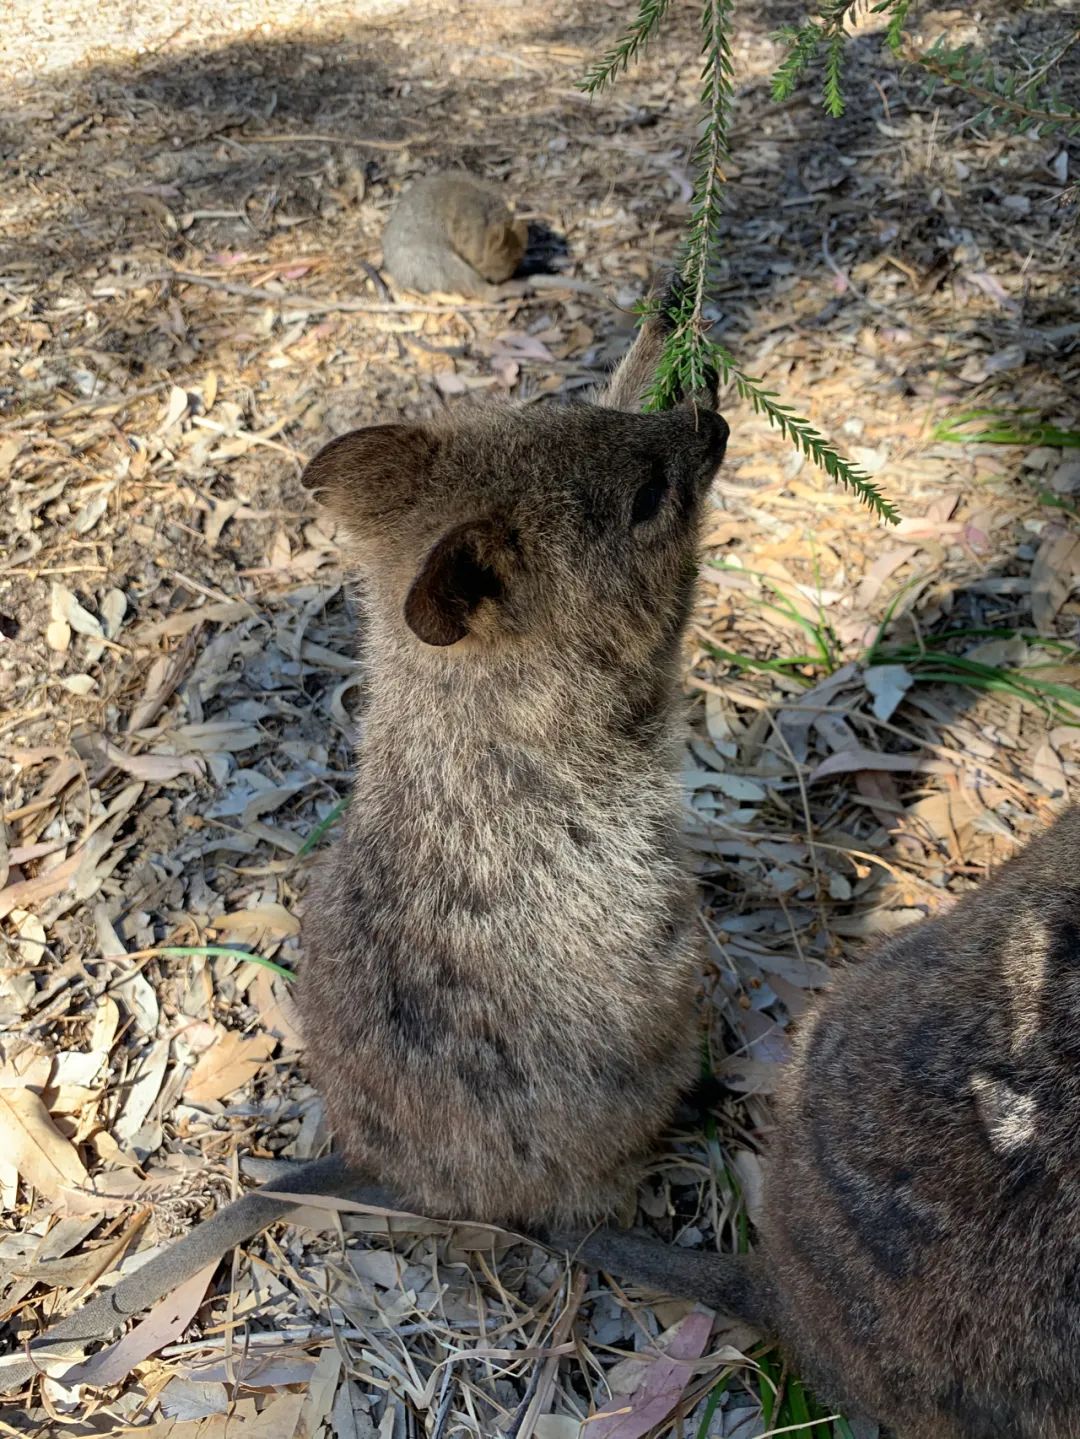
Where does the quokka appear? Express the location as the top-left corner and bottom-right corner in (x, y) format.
(563, 806), (1080, 1439)
(381, 169), (601, 300)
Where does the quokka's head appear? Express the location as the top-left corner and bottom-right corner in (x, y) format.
(302, 311), (728, 662)
(480, 217), (529, 283)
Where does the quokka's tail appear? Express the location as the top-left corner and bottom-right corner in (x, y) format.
(556, 1226), (776, 1333)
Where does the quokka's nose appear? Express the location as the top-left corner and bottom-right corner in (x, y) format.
(696, 409), (729, 480)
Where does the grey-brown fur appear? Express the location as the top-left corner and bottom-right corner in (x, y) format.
(0, 292), (727, 1390)
(382, 171), (528, 298)
(381, 171), (605, 301)
(564, 806), (1080, 1439)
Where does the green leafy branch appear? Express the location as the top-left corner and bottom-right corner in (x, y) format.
(880, 0), (909, 57)
(912, 32), (1080, 138)
(683, 0), (734, 326)
(586, 0), (900, 524)
(581, 0), (673, 94)
(733, 371), (900, 522)
(771, 4), (1079, 135)
(646, 313), (900, 520)
(772, 1), (879, 117)
(771, 1), (912, 117)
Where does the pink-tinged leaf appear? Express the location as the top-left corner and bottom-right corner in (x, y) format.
(587, 1310), (714, 1439)
(183, 1029), (276, 1105)
(0, 849), (80, 921)
(90, 736), (204, 782)
(434, 370), (468, 396)
(491, 333), (556, 362)
(1031, 528), (1080, 634)
(853, 543), (919, 609)
(55, 1262), (217, 1388)
(961, 269), (1019, 313)
(893, 516), (962, 540)
(490, 356), (520, 389)
(715, 1054), (785, 1096)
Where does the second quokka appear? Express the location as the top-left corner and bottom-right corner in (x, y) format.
(381, 170), (604, 301)
(382, 171), (528, 298)
(563, 806), (1080, 1439)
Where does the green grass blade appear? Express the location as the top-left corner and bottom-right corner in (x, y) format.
(758, 1352), (780, 1426)
(932, 408), (1080, 447)
(704, 644), (818, 681)
(696, 1373), (731, 1438)
(296, 797), (348, 858)
(706, 561), (838, 667)
(156, 945), (296, 980)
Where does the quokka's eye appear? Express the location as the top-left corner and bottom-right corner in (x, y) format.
(630, 463), (668, 526)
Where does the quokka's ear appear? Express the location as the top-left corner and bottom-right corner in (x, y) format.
(301, 425), (437, 526)
(598, 271), (720, 414)
(404, 517), (519, 647)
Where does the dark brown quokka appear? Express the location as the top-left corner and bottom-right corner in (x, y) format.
(564, 806), (1080, 1439)
(1, 299), (728, 1390)
(297, 321), (728, 1226)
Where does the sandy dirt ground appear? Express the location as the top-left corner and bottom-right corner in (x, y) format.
(1, 0), (1078, 1433)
